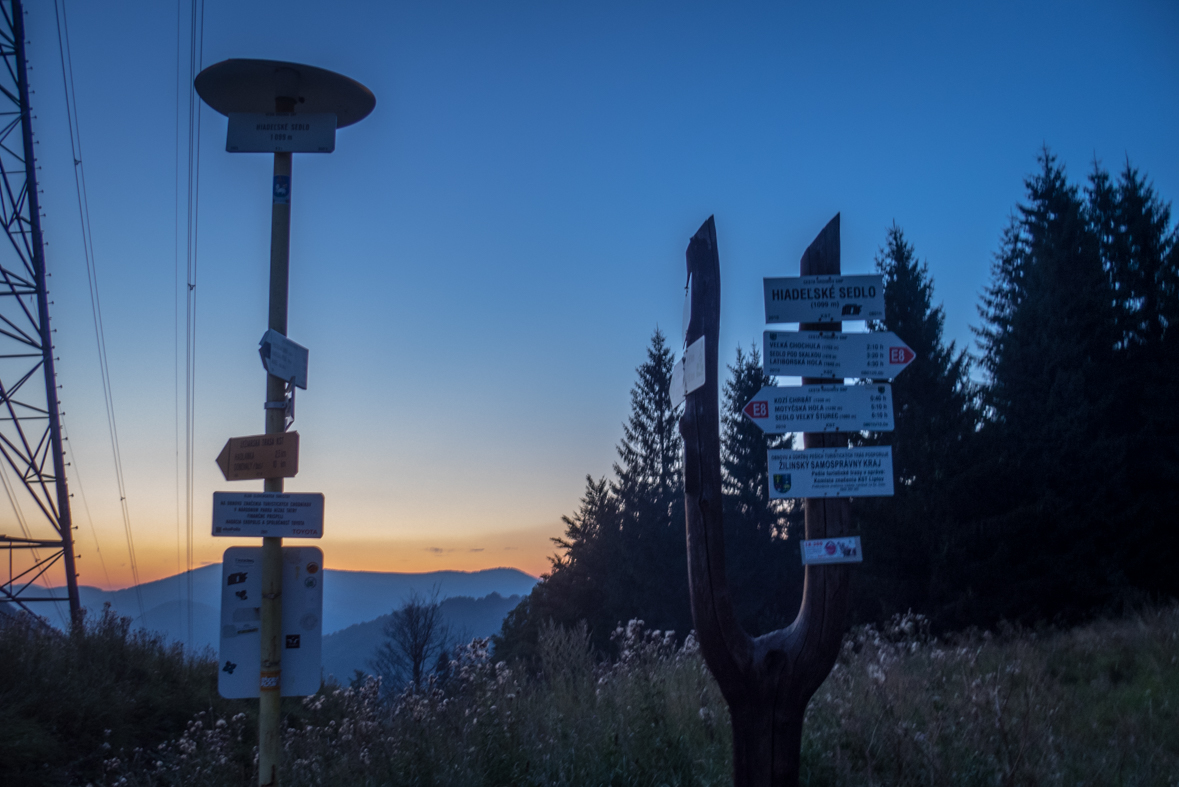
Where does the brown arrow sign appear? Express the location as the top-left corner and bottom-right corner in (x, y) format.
(215, 432), (300, 481)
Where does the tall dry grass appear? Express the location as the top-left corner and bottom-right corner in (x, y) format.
(8, 605), (1177, 786)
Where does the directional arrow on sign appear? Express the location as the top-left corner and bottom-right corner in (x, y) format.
(763, 331), (916, 380)
(743, 384), (894, 433)
(215, 432), (300, 481)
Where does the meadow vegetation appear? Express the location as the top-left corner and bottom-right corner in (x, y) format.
(4, 603), (1177, 786)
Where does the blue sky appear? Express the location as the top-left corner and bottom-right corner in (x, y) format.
(21, 0), (1177, 587)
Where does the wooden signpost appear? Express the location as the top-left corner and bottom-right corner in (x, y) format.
(681, 214), (864, 786)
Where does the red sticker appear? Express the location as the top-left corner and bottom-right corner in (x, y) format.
(888, 347), (915, 364)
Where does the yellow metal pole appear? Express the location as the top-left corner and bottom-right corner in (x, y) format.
(258, 148), (292, 787)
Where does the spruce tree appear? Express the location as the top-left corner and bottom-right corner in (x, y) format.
(1087, 161), (1179, 597)
(851, 225), (977, 624)
(972, 150), (1123, 623)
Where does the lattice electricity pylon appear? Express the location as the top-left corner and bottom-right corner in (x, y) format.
(0, 0), (80, 624)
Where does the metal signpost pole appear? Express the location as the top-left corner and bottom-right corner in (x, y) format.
(259, 141), (293, 786)
(195, 59), (374, 787)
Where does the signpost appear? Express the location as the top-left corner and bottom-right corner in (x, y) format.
(742, 384), (893, 433)
(767, 446), (894, 499)
(763, 330), (916, 379)
(219, 546), (323, 698)
(227, 113), (337, 153)
(764, 274), (884, 323)
(259, 329), (309, 389)
(216, 432), (300, 481)
(212, 492), (324, 538)
(196, 57), (374, 787)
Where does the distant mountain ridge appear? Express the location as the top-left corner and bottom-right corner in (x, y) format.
(321, 592), (523, 683)
(36, 565), (536, 653)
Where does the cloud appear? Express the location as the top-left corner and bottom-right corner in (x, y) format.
(424, 547), (455, 554)
(469, 548), (484, 552)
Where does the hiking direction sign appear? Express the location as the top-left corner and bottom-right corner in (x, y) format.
(743, 384), (893, 433)
(763, 331), (915, 379)
(259, 329), (308, 389)
(219, 545), (324, 698)
(216, 432), (299, 481)
(767, 446), (894, 499)
(212, 491), (324, 538)
(764, 274), (884, 324)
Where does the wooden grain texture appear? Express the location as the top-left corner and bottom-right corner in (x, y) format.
(681, 214), (850, 786)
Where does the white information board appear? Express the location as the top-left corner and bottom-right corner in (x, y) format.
(219, 546), (323, 698)
(764, 275), (885, 324)
(800, 537), (863, 565)
(763, 331), (915, 379)
(259, 329), (309, 389)
(226, 113), (336, 153)
(767, 446), (894, 498)
(742, 384), (893, 433)
(212, 492), (324, 538)
(670, 335), (706, 408)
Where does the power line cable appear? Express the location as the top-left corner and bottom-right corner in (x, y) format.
(53, 0), (144, 620)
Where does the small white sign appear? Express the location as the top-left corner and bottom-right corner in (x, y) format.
(259, 329), (309, 389)
(801, 536), (863, 565)
(226, 113), (336, 153)
(212, 492), (324, 538)
(218, 546), (323, 698)
(743, 384), (893, 433)
(671, 335), (706, 408)
(763, 331), (915, 380)
(764, 275), (885, 324)
(767, 446), (894, 498)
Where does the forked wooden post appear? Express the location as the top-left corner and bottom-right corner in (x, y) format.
(681, 215), (850, 786)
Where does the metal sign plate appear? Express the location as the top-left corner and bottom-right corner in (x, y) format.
(259, 329), (308, 389)
(218, 546), (323, 698)
(767, 446), (894, 498)
(215, 432), (299, 481)
(671, 335), (706, 408)
(226, 113), (336, 153)
(764, 274), (884, 323)
(211, 491), (324, 538)
(800, 536), (863, 565)
(763, 331), (916, 379)
(742, 385), (893, 433)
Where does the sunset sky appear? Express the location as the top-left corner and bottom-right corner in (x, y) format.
(18, 0), (1177, 590)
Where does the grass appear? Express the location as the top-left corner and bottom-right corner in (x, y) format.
(2, 604), (1177, 786)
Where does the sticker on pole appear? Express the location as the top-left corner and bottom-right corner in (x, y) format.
(218, 546), (323, 698)
(226, 113), (337, 153)
(743, 384), (893, 433)
(767, 446), (894, 498)
(764, 275), (884, 324)
(800, 536), (863, 565)
(211, 492), (324, 538)
(763, 331), (916, 379)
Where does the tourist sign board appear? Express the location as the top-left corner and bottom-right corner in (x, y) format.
(211, 491), (324, 538)
(259, 329), (308, 389)
(743, 384), (893, 433)
(219, 546), (323, 698)
(800, 537), (863, 565)
(215, 432), (299, 481)
(767, 446), (894, 499)
(763, 331), (915, 379)
(764, 274), (884, 324)
(226, 113), (336, 153)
